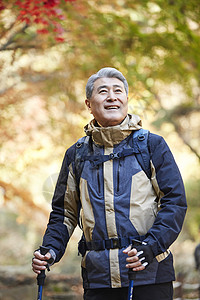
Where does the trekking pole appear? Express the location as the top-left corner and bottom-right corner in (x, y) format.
(127, 240), (146, 300)
(37, 246), (50, 300)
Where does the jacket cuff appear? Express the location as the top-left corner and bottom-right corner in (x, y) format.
(48, 249), (56, 265)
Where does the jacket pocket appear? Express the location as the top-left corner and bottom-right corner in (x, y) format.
(85, 250), (111, 288)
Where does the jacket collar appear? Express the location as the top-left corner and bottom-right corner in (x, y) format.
(84, 114), (142, 147)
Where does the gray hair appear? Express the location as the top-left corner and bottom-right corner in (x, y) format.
(86, 67), (129, 99)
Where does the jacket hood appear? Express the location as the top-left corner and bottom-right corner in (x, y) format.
(84, 114), (142, 147)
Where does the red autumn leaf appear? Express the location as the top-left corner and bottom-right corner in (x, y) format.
(24, 17), (31, 24)
(53, 24), (64, 34)
(55, 36), (65, 42)
(11, 0), (76, 43)
(32, 6), (39, 11)
(19, 16), (31, 23)
(14, 0), (21, 5)
(32, 10), (40, 16)
(44, 0), (60, 8)
(37, 28), (49, 34)
(19, 10), (27, 15)
(34, 18), (42, 24)
(40, 19), (49, 25)
(48, 9), (57, 16)
(57, 14), (65, 20)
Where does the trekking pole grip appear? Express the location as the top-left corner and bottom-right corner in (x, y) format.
(37, 246), (50, 286)
(128, 239), (145, 280)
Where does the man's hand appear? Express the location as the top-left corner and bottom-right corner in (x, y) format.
(123, 243), (154, 272)
(123, 245), (145, 271)
(32, 250), (52, 274)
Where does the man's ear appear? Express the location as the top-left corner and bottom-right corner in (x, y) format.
(85, 99), (91, 110)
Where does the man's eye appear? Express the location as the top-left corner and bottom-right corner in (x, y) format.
(115, 89), (122, 93)
(99, 89), (107, 93)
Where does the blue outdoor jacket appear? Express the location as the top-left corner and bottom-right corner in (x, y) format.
(43, 114), (187, 289)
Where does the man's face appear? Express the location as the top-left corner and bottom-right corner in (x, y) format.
(85, 77), (128, 127)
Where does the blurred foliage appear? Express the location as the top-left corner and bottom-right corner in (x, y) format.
(0, 0), (200, 267)
(184, 179), (200, 241)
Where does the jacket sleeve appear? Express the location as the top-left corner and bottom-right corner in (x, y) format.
(42, 144), (80, 263)
(144, 133), (187, 257)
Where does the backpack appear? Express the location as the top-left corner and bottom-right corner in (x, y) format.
(74, 128), (151, 186)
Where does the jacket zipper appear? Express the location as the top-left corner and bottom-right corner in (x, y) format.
(97, 165), (101, 193)
(117, 161), (122, 193)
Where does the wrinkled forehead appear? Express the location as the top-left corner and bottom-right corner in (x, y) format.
(93, 77), (125, 91)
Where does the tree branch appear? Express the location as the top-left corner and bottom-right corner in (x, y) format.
(172, 121), (200, 162)
(0, 23), (28, 51)
(152, 90), (200, 162)
(0, 19), (19, 40)
(0, 44), (41, 51)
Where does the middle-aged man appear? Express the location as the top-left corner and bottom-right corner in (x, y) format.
(32, 67), (187, 300)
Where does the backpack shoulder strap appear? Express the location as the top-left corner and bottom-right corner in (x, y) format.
(75, 135), (92, 186)
(74, 130), (152, 181)
(132, 129), (151, 179)
(74, 136), (92, 229)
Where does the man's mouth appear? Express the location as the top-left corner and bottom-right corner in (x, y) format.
(105, 106), (119, 110)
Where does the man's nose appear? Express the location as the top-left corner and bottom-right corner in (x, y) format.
(107, 90), (117, 101)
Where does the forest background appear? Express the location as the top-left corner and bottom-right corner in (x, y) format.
(0, 0), (200, 298)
